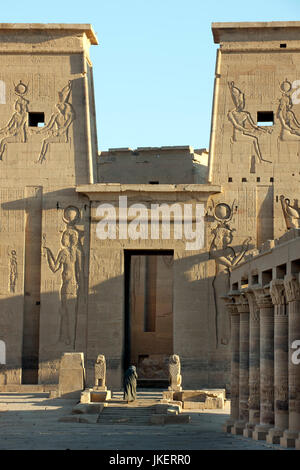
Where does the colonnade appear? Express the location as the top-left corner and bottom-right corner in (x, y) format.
(223, 275), (300, 448)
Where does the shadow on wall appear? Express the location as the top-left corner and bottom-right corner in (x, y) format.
(0, 191), (252, 390)
(0, 244), (247, 390)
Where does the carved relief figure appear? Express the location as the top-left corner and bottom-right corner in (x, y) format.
(168, 354), (182, 391)
(209, 200), (251, 347)
(94, 354), (106, 389)
(0, 81), (29, 160)
(277, 80), (300, 141)
(33, 81), (75, 163)
(43, 206), (84, 349)
(227, 81), (272, 168)
(280, 195), (300, 229)
(9, 250), (17, 293)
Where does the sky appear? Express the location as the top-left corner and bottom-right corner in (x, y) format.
(2, 0), (300, 150)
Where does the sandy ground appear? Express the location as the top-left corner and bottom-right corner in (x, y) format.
(0, 392), (290, 451)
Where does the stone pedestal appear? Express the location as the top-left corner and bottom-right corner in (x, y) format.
(222, 296), (239, 433)
(243, 289), (260, 438)
(280, 275), (300, 448)
(266, 280), (288, 445)
(252, 286), (274, 441)
(58, 352), (85, 399)
(80, 388), (111, 403)
(232, 293), (249, 436)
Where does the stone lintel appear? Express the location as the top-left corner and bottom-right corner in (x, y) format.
(76, 183), (222, 200)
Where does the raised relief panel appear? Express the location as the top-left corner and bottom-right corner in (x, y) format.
(32, 81), (76, 163)
(227, 81), (272, 173)
(8, 249), (17, 293)
(0, 81), (29, 160)
(43, 205), (85, 350)
(277, 79), (300, 163)
(208, 200), (251, 347)
(280, 195), (300, 230)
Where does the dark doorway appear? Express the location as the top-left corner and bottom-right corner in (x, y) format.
(124, 250), (174, 388)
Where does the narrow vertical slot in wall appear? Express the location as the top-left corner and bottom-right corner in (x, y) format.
(22, 186), (42, 384)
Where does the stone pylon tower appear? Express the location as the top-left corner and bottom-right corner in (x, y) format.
(0, 24), (98, 384)
(204, 22), (300, 387)
(209, 22), (300, 246)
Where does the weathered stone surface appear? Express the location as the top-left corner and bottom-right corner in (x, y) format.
(58, 353), (85, 399)
(72, 403), (106, 414)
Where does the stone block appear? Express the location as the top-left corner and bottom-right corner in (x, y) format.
(90, 390), (111, 402)
(280, 436), (296, 448)
(80, 389), (93, 404)
(58, 353), (85, 399)
(231, 423), (246, 435)
(266, 428), (284, 445)
(295, 437), (300, 450)
(72, 403), (106, 414)
(155, 403), (181, 414)
(252, 429), (268, 441)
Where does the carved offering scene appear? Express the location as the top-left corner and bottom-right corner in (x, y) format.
(227, 81), (272, 173)
(31, 80), (76, 163)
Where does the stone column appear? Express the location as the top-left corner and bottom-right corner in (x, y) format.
(280, 274), (300, 448)
(266, 280), (288, 444)
(252, 285), (274, 441)
(232, 292), (249, 435)
(222, 296), (240, 433)
(243, 289), (260, 438)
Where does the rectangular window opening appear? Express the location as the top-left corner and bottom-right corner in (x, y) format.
(257, 111), (274, 127)
(280, 43), (287, 48)
(28, 112), (45, 127)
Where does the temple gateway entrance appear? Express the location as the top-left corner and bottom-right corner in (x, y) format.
(124, 250), (174, 387)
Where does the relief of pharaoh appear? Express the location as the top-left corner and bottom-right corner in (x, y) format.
(32, 80), (76, 163)
(0, 81), (29, 160)
(227, 81), (272, 165)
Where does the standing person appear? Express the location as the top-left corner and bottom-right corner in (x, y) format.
(123, 365), (138, 403)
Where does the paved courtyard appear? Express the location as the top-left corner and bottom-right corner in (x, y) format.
(0, 391), (290, 450)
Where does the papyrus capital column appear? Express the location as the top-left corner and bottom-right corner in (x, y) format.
(243, 289), (260, 438)
(222, 295), (240, 433)
(281, 274), (300, 448)
(231, 292), (250, 435)
(266, 279), (288, 445)
(252, 285), (275, 441)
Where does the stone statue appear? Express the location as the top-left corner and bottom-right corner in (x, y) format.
(94, 354), (106, 390)
(168, 354), (182, 391)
